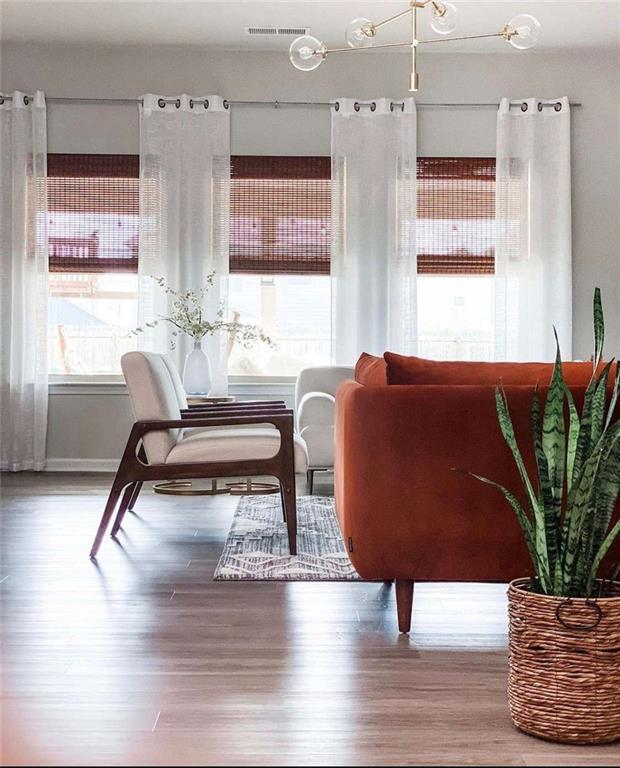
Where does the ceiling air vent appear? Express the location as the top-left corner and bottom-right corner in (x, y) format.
(245, 26), (310, 37)
(277, 27), (309, 36)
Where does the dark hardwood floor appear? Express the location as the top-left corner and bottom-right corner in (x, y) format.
(1, 473), (618, 766)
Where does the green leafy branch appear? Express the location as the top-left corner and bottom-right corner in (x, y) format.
(129, 273), (275, 351)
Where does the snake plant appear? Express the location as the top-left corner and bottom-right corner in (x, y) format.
(471, 289), (620, 597)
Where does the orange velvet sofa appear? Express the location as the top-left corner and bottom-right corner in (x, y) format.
(334, 353), (619, 633)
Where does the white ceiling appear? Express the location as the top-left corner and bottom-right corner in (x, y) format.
(1, 0), (619, 51)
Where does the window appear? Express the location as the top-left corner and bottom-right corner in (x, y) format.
(47, 155), (139, 375)
(228, 156), (331, 376)
(416, 158), (496, 360)
(47, 153), (496, 376)
(47, 153), (332, 378)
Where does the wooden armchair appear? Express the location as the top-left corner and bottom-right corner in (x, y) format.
(89, 351), (306, 558)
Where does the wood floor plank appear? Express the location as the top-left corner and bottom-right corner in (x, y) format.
(1, 472), (618, 766)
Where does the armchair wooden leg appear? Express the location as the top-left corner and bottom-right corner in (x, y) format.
(113, 445), (145, 534)
(280, 480), (297, 556)
(306, 469), (314, 495)
(395, 579), (414, 634)
(127, 480), (143, 512)
(111, 482), (139, 537)
(279, 484), (287, 523)
(90, 475), (128, 559)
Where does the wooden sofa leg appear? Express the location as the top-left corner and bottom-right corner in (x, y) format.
(395, 579), (414, 634)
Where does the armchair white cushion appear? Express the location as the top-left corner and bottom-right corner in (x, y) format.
(295, 366), (354, 473)
(166, 427), (308, 472)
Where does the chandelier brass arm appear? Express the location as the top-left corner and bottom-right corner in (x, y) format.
(289, 2), (542, 92)
(313, 32), (507, 57)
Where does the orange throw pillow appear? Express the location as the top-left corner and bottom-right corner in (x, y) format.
(355, 353), (388, 386)
(383, 352), (604, 387)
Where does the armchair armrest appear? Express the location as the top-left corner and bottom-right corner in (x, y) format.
(184, 400), (285, 412)
(297, 391), (335, 430)
(181, 402), (286, 418)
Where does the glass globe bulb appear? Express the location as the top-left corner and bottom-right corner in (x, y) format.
(345, 17), (375, 48)
(289, 35), (326, 71)
(430, 2), (458, 35)
(506, 14), (541, 50)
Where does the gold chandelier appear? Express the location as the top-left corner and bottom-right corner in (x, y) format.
(289, 1), (541, 91)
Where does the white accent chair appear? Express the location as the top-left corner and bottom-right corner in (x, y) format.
(90, 352), (308, 557)
(295, 366), (355, 493)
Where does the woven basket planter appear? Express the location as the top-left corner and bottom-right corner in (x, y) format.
(507, 578), (620, 744)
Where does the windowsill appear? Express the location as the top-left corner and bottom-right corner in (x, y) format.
(48, 375), (297, 396)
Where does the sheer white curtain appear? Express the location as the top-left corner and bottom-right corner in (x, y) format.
(495, 97), (572, 361)
(138, 94), (230, 393)
(0, 91), (48, 471)
(331, 97), (417, 364)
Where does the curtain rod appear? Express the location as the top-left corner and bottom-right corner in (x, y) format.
(0, 95), (583, 109)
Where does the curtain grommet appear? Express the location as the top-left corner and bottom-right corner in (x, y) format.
(390, 102), (394, 112)
(189, 98), (194, 109)
(554, 101), (562, 112)
(157, 98), (166, 109)
(521, 102), (528, 112)
(354, 101), (361, 112)
(370, 101), (376, 112)
(0, 97), (4, 106)
(537, 102), (543, 112)
(223, 99), (229, 110)
(23, 95), (30, 106)
(204, 99), (210, 109)
(175, 99), (181, 109)
(334, 102), (340, 112)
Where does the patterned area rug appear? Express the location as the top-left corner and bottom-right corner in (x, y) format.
(213, 495), (360, 581)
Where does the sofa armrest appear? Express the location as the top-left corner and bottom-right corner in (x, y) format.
(334, 381), (592, 582)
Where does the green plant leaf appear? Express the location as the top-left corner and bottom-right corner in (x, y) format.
(562, 432), (614, 593)
(590, 360), (614, 445)
(565, 387), (580, 495)
(587, 518), (620, 595)
(541, 333), (566, 567)
(593, 287), (604, 370)
(590, 434), (620, 557)
(571, 380), (597, 489)
(467, 472), (551, 592)
(532, 388), (557, 572)
(495, 386), (549, 580)
(604, 363), (620, 432)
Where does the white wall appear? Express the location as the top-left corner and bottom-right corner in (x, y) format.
(2, 42), (618, 466)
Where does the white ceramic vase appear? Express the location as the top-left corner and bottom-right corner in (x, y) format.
(182, 340), (211, 395)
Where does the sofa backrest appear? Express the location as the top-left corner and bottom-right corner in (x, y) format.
(383, 352), (611, 387)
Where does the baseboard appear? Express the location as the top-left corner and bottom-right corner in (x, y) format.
(45, 458), (119, 473)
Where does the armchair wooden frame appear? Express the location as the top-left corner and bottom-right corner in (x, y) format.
(89, 401), (297, 559)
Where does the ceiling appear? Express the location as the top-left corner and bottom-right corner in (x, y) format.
(1, 1), (619, 51)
